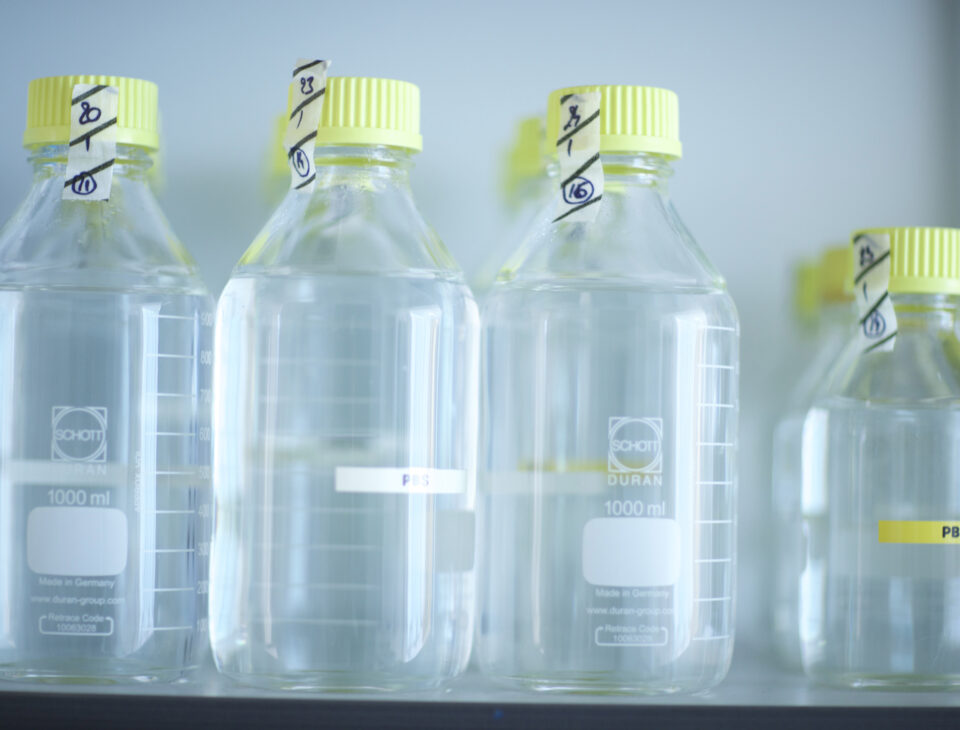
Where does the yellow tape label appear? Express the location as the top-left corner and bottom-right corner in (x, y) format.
(878, 521), (960, 544)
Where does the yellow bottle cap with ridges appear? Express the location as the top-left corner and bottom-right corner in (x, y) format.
(819, 245), (853, 303)
(23, 75), (159, 150)
(851, 227), (960, 295)
(288, 77), (421, 152)
(793, 259), (820, 322)
(545, 85), (681, 158)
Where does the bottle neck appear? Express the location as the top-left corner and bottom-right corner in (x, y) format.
(598, 151), (673, 191)
(891, 293), (958, 333)
(28, 143), (154, 185)
(312, 145), (414, 191)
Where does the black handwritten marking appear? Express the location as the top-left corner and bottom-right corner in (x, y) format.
(559, 153), (600, 190)
(552, 195), (603, 223)
(864, 331), (897, 353)
(78, 101), (101, 125)
(556, 110), (599, 148)
(294, 174), (316, 190)
(71, 85), (107, 105)
(287, 130), (317, 159)
(292, 59), (324, 78)
(289, 87), (326, 121)
(859, 290), (889, 326)
(559, 93), (574, 104)
(63, 158), (115, 189)
(854, 249), (890, 285)
(69, 117), (117, 147)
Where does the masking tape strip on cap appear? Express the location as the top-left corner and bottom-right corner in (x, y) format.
(553, 91), (604, 224)
(62, 84), (118, 202)
(853, 232), (897, 353)
(284, 58), (329, 193)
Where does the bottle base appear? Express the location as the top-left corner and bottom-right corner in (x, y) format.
(218, 668), (450, 694)
(485, 671), (721, 696)
(0, 659), (196, 685)
(810, 670), (960, 691)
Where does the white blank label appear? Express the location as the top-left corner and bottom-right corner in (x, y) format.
(27, 507), (128, 576)
(582, 517), (680, 587)
(335, 467), (466, 494)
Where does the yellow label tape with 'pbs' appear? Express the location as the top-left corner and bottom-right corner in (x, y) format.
(878, 521), (960, 544)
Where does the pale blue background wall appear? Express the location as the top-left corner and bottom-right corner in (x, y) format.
(0, 0), (958, 647)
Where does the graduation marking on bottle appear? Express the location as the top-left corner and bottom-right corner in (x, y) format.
(138, 307), (213, 616)
(691, 323), (737, 644)
(63, 84), (119, 202)
(284, 58), (330, 192)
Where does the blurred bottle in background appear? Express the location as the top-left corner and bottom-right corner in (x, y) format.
(769, 246), (853, 668)
(801, 227), (960, 689)
(472, 116), (551, 297)
(262, 113), (289, 208)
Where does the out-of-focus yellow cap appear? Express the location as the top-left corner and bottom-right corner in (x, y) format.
(288, 77), (422, 152)
(23, 75), (159, 150)
(545, 85), (681, 158)
(268, 113), (288, 180)
(507, 116), (545, 185)
(851, 227), (960, 295)
(819, 245), (853, 303)
(793, 259), (820, 323)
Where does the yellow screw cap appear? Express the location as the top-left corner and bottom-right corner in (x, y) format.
(23, 75), (159, 150)
(545, 85), (681, 158)
(793, 259), (820, 323)
(819, 245), (853, 303)
(850, 227), (960, 295)
(288, 77), (422, 152)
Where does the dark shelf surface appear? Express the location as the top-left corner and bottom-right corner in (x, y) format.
(2, 644), (960, 728)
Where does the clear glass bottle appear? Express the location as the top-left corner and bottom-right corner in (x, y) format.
(477, 85), (739, 694)
(0, 75), (213, 683)
(801, 227), (960, 688)
(472, 116), (551, 297)
(210, 77), (479, 691)
(770, 246), (853, 668)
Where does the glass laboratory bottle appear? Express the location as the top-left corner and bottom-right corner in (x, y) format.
(770, 246), (853, 668)
(211, 77), (479, 691)
(801, 227), (960, 688)
(0, 75), (213, 682)
(477, 85), (739, 694)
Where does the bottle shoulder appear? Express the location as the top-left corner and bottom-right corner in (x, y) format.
(234, 182), (464, 277)
(218, 271), (478, 326)
(482, 278), (739, 331)
(815, 329), (960, 407)
(0, 176), (204, 290)
(499, 187), (726, 290)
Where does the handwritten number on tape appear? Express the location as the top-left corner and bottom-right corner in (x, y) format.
(284, 58), (329, 193)
(853, 232), (897, 353)
(63, 84), (119, 201)
(553, 91), (604, 224)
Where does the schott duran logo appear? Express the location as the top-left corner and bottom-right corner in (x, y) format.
(608, 416), (662, 486)
(51, 406), (108, 463)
